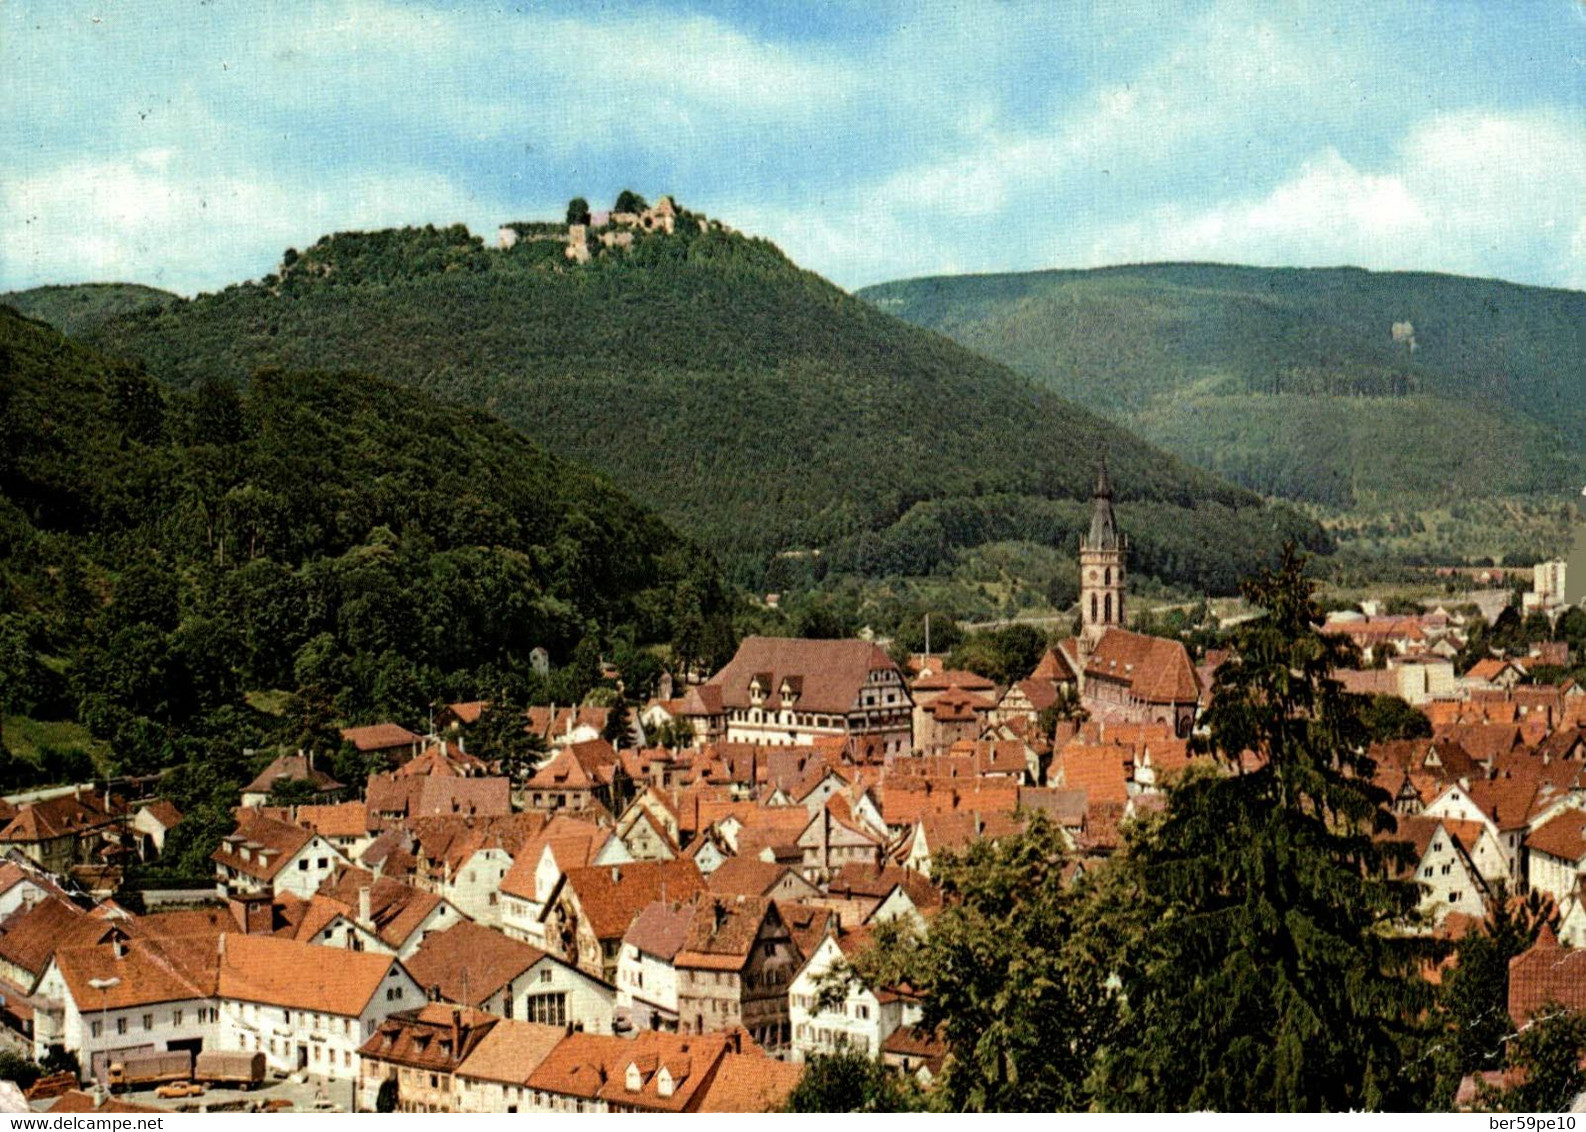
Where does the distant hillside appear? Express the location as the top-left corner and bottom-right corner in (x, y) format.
(859, 264), (1585, 509)
(0, 304), (728, 785)
(75, 218), (1325, 597)
(2, 282), (177, 338)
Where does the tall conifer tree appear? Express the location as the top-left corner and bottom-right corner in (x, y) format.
(1096, 545), (1438, 1111)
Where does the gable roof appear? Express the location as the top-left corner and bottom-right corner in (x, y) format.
(0, 791), (122, 844)
(674, 896), (778, 970)
(241, 754), (342, 797)
(137, 800), (183, 830)
(358, 1004), (497, 1073)
(456, 1018), (566, 1084)
(316, 868), (445, 948)
(404, 920), (556, 1005)
(341, 723), (423, 753)
(1509, 929), (1586, 1026)
(52, 935), (219, 1009)
(1526, 807), (1586, 865)
(1085, 628), (1201, 705)
(219, 933), (407, 1015)
(527, 1030), (760, 1111)
(707, 636), (902, 714)
(527, 740), (619, 791)
(626, 895), (699, 963)
(695, 1052), (804, 1112)
(498, 815), (612, 901)
(211, 813), (319, 882)
(293, 801), (369, 840)
(705, 857), (806, 899)
(560, 860), (706, 942)
(0, 899), (115, 982)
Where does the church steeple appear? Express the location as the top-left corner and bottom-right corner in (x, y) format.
(1087, 459), (1121, 551)
(1080, 458), (1127, 647)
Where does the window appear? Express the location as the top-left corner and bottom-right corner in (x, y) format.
(525, 993), (567, 1026)
(1450, 892), (1461, 903)
(91, 1021), (102, 1038)
(173, 1009), (183, 1027)
(142, 1013), (153, 1031)
(299, 859), (309, 871)
(539, 968), (553, 984)
(856, 1004), (870, 1020)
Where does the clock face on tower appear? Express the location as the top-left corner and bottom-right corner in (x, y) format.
(1089, 570), (1098, 582)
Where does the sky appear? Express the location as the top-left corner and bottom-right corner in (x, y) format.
(4, 0), (1586, 296)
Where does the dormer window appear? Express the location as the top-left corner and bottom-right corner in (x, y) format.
(625, 1063), (642, 1093)
(656, 1068), (674, 1098)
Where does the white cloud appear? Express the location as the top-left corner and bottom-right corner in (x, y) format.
(0, 154), (478, 294)
(1073, 110), (1586, 285)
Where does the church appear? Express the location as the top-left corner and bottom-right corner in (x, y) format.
(1058, 463), (1204, 736)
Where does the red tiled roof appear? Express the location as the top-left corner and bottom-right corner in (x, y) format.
(528, 1030), (764, 1111)
(219, 933), (406, 1016)
(341, 723), (423, 752)
(623, 900), (695, 961)
(673, 895), (778, 970)
(358, 1004), (498, 1073)
(1509, 928), (1586, 1025)
(498, 815), (610, 901)
(404, 920), (552, 1005)
(1526, 808), (1586, 865)
(241, 754), (342, 797)
(211, 813), (318, 881)
(316, 868), (445, 948)
(561, 860), (705, 942)
(293, 801), (368, 840)
(0, 792), (122, 844)
(53, 935), (219, 1009)
(0, 898), (113, 982)
(1084, 628), (1201, 705)
(911, 669), (996, 693)
(695, 1052), (803, 1112)
(707, 636), (902, 714)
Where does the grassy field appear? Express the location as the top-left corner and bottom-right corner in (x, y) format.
(2, 716), (112, 773)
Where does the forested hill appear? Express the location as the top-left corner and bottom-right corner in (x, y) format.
(858, 263), (1586, 510)
(70, 218), (1324, 595)
(1, 282), (178, 339)
(0, 303), (729, 803)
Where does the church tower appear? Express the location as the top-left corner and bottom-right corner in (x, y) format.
(1080, 459), (1127, 649)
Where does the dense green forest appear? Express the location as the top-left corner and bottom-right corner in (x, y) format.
(53, 215), (1325, 599)
(0, 304), (730, 872)
(2, 282), (178, 339)
(859, 264), (1585, 522)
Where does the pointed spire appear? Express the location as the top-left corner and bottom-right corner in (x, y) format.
(1086, 457), (1121, 551)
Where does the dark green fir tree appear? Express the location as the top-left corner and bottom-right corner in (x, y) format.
(1096, 544), (1440, 1111)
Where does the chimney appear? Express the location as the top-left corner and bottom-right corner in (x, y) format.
(451, 1007), (462, 1054)
(358, 885), (373, 927)
(218, 934), (227, 962)
(712, 899), (727, 934)
(611, 866), (621, 883)
(112, 937), (127, 959)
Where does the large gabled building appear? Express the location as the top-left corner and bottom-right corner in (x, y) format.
(703, 637), (913, 757)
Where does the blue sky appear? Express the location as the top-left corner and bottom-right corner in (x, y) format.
(4, 0), (1585, 295)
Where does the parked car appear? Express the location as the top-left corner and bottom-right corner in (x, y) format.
(154, 1081), (205, 1100)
